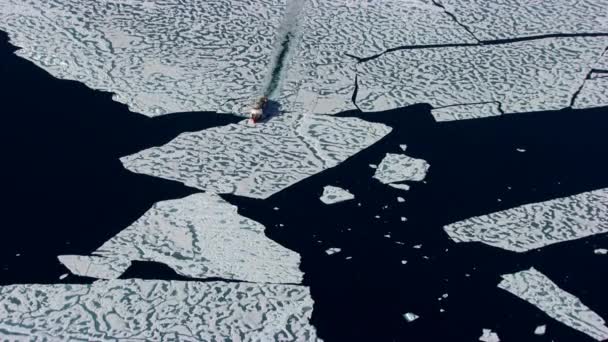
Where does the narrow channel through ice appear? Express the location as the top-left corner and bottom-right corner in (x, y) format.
(59, 193), (304, 284)
(499, 268), (608, 341)
(444, 188), (608, 252)
(0, 279), (321, 341)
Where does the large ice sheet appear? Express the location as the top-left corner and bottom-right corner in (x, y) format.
(499, 268), (608, 341)
(431, 102), (502, 122)
(444, 188), (608, 253)
(0, 0), (285, 116)
(573, 75), (608, 109)
(357, 37), (608, 116)
(59, 193), (303, 284)
(0, 279), (321, 341)
(373, 153), (430, 184)
(436, 0), (608, 41)
(122, 114), (391, 199)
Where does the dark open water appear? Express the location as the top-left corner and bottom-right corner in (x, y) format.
(1, 30), (607, 341)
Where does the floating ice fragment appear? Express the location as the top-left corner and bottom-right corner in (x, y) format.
(397, 197), (405, 203)
(403, 312), (419, 322)
(369, 164), (378, 169)
(479, 329), (500, 342)
(0, 279), (321, 341)
(59, 193), (303, 284)
(444, 188), (608, 252)
(320, 186), (355, 205)
(516, 148), (526, 152)
(399, 144), (407, 151)
(499, 268), (608, 341)
(595, 249), (608, 255)
(389, 183), (411, 191)
(401, 260), (408, 265)
(374, 153), (430, 185)
(325, 248), (341, 255)
(58, 274), (68, 280)
(534, 325), (547, 336)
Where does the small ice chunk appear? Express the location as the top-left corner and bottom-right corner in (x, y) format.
(595, 248), (607, 255)
(413, 244), (422, 249)
(369, 164), (378, 169)
(401, 260), (407, 264)
(403, 312), (419, 322)
(320, 186), (355, 205)
(345, 256), (352, 260)
(397, 197), (405, 203)
(274, 207), (280, 211)
(384, 234), (391, 238)
(374, 153), (430, 184)
(479, 329), (500, 342)
(325, 248), (341, 255)
(442, 293), (448, 299)
(389, 183), (411, 191)
(399, 144), (407, 151)
(59, 273), (68, 280)
(375, 215), (381, 219)
(401, 217), (407, 222)
(534, 325), (546, 335)
(516, 148), (526, 152)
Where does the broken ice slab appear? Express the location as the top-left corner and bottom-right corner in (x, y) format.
(373, 153), (430, 184)
(320, 186), (355, 205)
(534, 325), (547, 336)
(403, 312), (419, 322)
(444, 188), (608, 252)
(573, 75), (608, 109)
(357, 37), (608, 117)
(0, 279), (321, 341)
(0, 0), (287, 116)
(122, 113), (391, 199)
(431, 102), (502, 122)
(325, 248), (341, 255)
(479, 329), (500, 342)
(390, 183), (411, 191)
(499, 268), (608, 341)
(595, 249), (608, 255)
(434, 0), (608, 40)
(59, 193), (303, 284)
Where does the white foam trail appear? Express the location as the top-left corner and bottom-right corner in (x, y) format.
(262, 0), (307, 98)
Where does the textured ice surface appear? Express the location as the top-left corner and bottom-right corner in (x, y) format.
(479, 329), (500, 342)
(122, 114), (391, 199)
(320, 185), (355, 205)
(357, 37), (608, 116)
(573, 75), (608, 109)
(432, 102), (502, 122)
(436, 0), (608, 41)
(0, 279), (320, 341)
(0, 0), (286, 116)
(499, 268), (608, 341)
(444, 188), (608, 252)
(373, 153), (430, 184)
(59, 193), (303, 284)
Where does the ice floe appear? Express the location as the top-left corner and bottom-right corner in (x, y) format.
(0, 0), (286, 116)
(434, 0), (608, 41)
(325, 248), (341, 255)
(595, 248), (608, 255)
(122, 114), (390, 199)
(573, 74), (608, 109)
(478, 329), (500, 342)
(499, 268), (608, 341)
(444, 188), (608, 252)
(403, 312), (419, 322)
(373, 153), (430, 185)
(432, 102), (502, 122)
(0, 279), (321, 341)
(534, 325), (547, 336)
(357, 37), (608, 117)
(320, 185), (355, 204)
(59, 193), (303, 284)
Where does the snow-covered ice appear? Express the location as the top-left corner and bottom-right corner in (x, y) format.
(444, 188), (608, 252)
(432, 102), (502, 122)
(595, 248), (608, 255)
(479, 329), (500, 342)
(499, 268), (608, 341)
(320, 185), (355, 204)
(59, 193), (303, 284)
(373, 153), (430, 185)
(325, 248), (341, 255)
(403, 312), (419, 322)
(534, 325), (547, 336)
(573, 74), (608, 109)
(0, 279), (321, 341)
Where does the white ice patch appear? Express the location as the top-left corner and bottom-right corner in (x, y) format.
(390, 183), (412, 191)
(534, 325), (547, 336)
(499, 268), (608, 341)
(432, 102), (502, 122)
(373, 153), (430, 185)
(444, 188), (608, 252)
(479, 329), (500, 342)
(122, 114), (391, 199)
(0, 279), (321, 341)
(403, 312), (419, 322)
(595, 248), (608, 255)
(320, 186), (355, 204)
(59, 193), (303, 284)
(0, 0), (286, 116)
(325, 248), (341, 255)
(573, 76), (608, 109)
(435, 0), (608, 40)
(357, 37), (608, 117)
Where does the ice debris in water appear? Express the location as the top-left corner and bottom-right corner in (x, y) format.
(373, 153), (430, 188)
(320, 186), (355, 204)
(325, 248), (341, 255)
(444, 188), (608, 252)
(397, 197), (405, 203)
(479, 329), (500, 342)
(59, 193), (303, 284)
(0, 279), (321, 341)
(595, 249), (608, 255)
(403, 312), (419, 322)
(534, 325), (547, 336)
(499, 268), (608, 341)
(390, 183), (412, 191)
